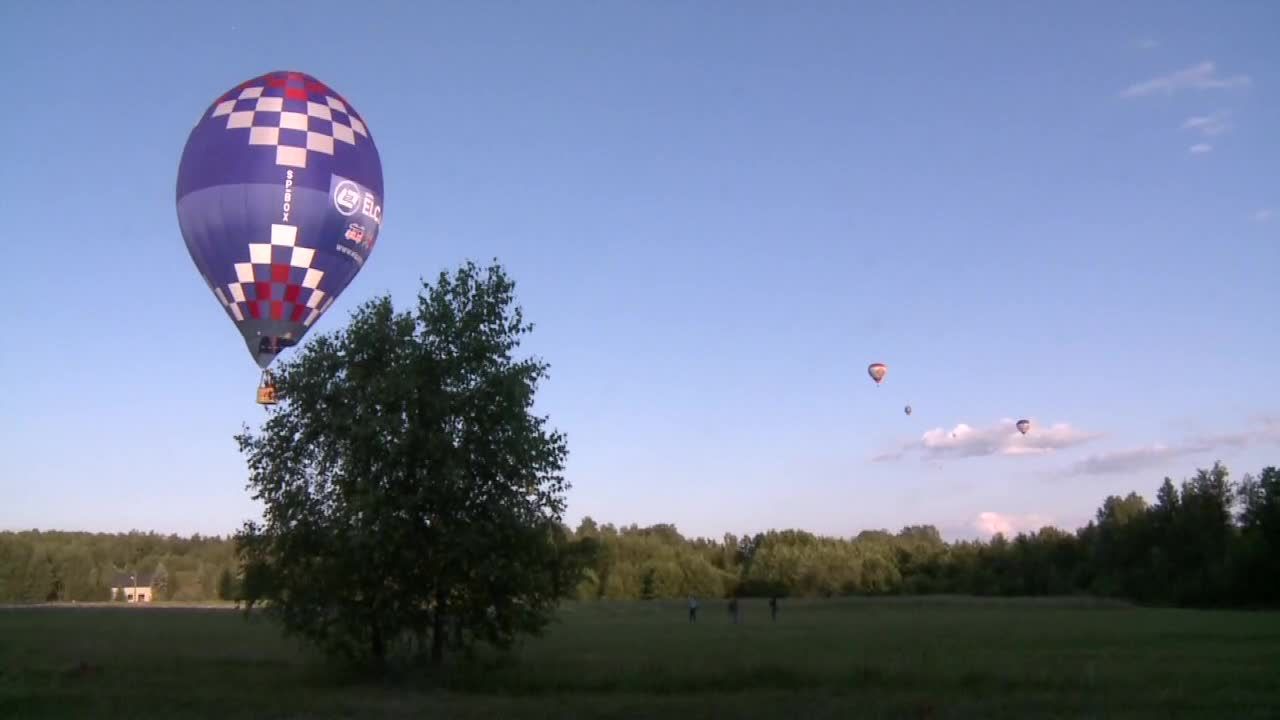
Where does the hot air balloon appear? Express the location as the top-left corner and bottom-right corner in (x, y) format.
(867, 363), (887, 386)
(904, 405), (912, 416)
(176, 71), (384, 404)
(1016, 419), (1031, 435)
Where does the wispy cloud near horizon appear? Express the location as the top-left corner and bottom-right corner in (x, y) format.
(873, 419), (1102, 463)
(1121, 61), (1251, 98)
(1255, 209), (1274, 223)
(1189, 143), (1213, 154)
(1062, 417), (1280, 477)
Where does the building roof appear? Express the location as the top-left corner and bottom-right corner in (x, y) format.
(110, 572), (154, 588)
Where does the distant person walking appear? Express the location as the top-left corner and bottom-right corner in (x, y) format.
(688, 595), (698, 623)
(769, 596), (778, 622)
(728, 597), (740, 624)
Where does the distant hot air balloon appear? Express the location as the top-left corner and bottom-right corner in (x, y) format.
(176, 71), (384, 404)
(1016, 419), (1031, 435)
(868, 363), (887, 385)
(904, 405), (912, 416)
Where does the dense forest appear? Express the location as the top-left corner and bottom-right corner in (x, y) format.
(2, 461), (1277, 608)
(0, 530), (239, 603)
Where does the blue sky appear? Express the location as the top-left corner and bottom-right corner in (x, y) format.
(2, 1), (1277, 541)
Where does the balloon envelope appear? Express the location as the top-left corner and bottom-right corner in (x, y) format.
(176, 70), (384, 369)
(868, 363), (887, 384)
(1016, 419), (1031, 435)
(904, 405), (912, 416)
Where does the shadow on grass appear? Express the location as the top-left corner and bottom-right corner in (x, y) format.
(370, 654), (1100, 698)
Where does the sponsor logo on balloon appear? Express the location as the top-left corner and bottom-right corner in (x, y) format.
(344, 223), (366, 245)
(281, 170), (295, 222)
(331, 175), (382, 225)
(361, 194), (379, 223)
(336, 244), (365, 266)
(334, 180), (362, 216)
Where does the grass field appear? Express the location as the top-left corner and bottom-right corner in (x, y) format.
(2, 596), (1279, 719)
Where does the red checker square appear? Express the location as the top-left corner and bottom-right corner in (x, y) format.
(290, 304), (307, 323)
(267, 76), (286, 88)
(284, 285), (301, 303)
(246, 301), (262, 319)
(254, 282), (271, 301)
(270, 302), (285, 321)
(285, 86), (307, 101)
(271, 264), (291, 283)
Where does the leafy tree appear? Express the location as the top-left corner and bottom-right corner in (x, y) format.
(165, 569), (181, 601)
(217, 568), (234, 601)
(640, 567), (656, 600)
(1235, 467), (1280, 604)
(576, 517), (599, 537)
(234, 261), (574, 670)
(152, 561), (170, 601)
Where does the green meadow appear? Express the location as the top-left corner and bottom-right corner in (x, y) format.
(3, 596), (1278, 719)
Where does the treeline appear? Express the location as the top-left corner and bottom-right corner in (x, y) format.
(0, 530), (240, 602)
(566, 462), (1280, 607)
(3, 462), (1277, 607)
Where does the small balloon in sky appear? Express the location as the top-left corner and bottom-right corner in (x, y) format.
(868, 363), (887, 385)
(1016, 419), (1031, 435)
(175, 71), (385, 402)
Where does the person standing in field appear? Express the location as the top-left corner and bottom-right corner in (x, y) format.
(688, 595), (698, 622)
(728, 597), (740, 624)
(769, 596), (778, 621)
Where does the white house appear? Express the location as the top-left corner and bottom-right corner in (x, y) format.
(110, 572), (154, 602)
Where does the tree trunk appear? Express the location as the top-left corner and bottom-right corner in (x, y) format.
(431, 589), (447, 665)
(370, 624), (386, 673)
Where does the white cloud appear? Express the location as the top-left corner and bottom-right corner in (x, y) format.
(1121, 61), (1251, 98)
(1065, 444), (1181, 476)
(1186, 422), (1280, 452)
(870, 448), (908, 463)
(1189, 143), (1213, 154)
(1182, 111), (1232, 136)
(973, 511), (1053, 538)
(1136, 37), (1159, 50)
(1255, 209), (1274, 223)
(873, 419), (1102, 463)
(1063, 418), (1280, 477)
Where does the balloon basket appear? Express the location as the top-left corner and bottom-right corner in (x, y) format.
(256, 371), (278, 406)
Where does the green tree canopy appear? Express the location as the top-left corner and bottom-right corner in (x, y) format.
(234, 260), (577, 670)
